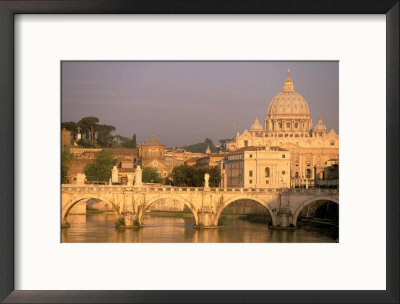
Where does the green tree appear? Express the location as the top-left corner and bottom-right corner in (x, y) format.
(132, 134), (137, 149)
(218, 138), (232, 152)
(171, 165), (221, 187)
(61, 150), (73, 184)
(171, 165), (194, 186)
(204, 138), (213, 146)
(181, 138), (217, 153)
(207, 166), (221, 187)
(113, 134), (129, 147)
(78, 116), (99, 143)
(61, 121), (78, 138)
(96, 124), (116, 147)
(142, 167), (162, 183)
(84, 150), (115, 182)
(77, 138), (95, 148)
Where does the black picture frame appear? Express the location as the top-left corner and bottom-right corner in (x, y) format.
(0, 1), (398, 303)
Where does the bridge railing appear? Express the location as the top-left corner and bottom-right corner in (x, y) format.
(61, 184), (338, 194)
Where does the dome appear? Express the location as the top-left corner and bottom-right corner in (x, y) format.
(314, 119), (327, 132)
(250, 117), (263, 131)
(264, 70), (313, 136)
(266, 70), (311, 118)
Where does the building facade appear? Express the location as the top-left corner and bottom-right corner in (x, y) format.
(140, 136), (169, 179)
(223, 147), (291, 188)
(226, 70), (339, 182)
(66, 147), (138, 184)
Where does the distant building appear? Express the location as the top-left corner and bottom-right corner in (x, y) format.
(140, 136), (169, 179)
(195, 152), (228, 168)
(223, 146), (291, 188)
(226, 70), (339, 182)
(165, 149), (185, 172)
(61, 128), (72, 151)
(315, 159), (339, 188)
(66, 147), (138, 184)
(184, 157), (200, 167)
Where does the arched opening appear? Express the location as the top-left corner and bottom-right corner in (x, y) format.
(62, 197), (119, 227)
(215, 197), (277, 227)
(144, 197), (198, 227)
(292, 199), (339, 239)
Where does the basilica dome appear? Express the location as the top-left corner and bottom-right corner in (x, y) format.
(267, 71), (311, 118)
(264, 70), (313, 137)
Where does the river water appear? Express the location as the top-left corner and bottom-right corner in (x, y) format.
(62, 212), (337, 243)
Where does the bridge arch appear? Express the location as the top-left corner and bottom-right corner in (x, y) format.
(144, 196), (199, 226)
(292, 196), (339, 226)
(215, 195), (277, 227)
(61, 196), (120, 226)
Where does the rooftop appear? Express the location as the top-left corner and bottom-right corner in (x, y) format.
(141, 135), (164, 147)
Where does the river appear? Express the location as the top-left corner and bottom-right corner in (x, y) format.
(62, 212), (338, 243)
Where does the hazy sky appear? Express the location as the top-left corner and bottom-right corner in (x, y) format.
(62, 61), (338, 147)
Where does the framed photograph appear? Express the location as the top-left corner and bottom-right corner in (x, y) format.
(1, 0), (398, 303)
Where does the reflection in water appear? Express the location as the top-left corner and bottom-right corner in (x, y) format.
(62, 212), (337, 243)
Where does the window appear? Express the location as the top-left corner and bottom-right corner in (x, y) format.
(282, 171), (286, 175)
(163, 172), (167, 177)
(306, 169), (312, 178)
(265, 180), (269, 184)
(153, 161), (158, 167)
(295, 172), (299, 178)
(249, 170), (253, 177)
(286, 122), (290, 128)
(330, 141), (335, 146)
(295, 122), (298, 128)
(249, 180), (253, 184)
(265, 167), (270, 177)
(282, 154), (286, 158)
(249, 154), (253, 158)
(279, 122), (282, 129)
(244, 140), (248, 147)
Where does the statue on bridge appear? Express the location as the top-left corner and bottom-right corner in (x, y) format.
(134, 165), (143, 187)
(204, 173), (210, 190)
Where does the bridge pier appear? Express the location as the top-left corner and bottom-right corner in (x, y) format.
(276, 206), (293, 228)
(196, 211), (218, 229)
(117, 210), (143, 228)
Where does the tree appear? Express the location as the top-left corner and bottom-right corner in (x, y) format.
(204, 138), (213, 146)
(218, 138), (232, 152)
(208, 166), (221, 187)
(171, 165), (221, 187)
(96, 124), (116, 147)
(181, 138), (217, 153)
(121, 133), (137, 149)
(61, 150), (73, 184)
(78, 116), (99, 143)
(142, 167), (162, 183)
(61, 121), (78, 138)
(84, 150), (115, 182)
(132, 134), (137, 149)
(77, 138), (95, 148)
(171, 165), (195, 186)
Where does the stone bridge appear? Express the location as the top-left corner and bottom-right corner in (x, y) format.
(61, 185), (338, 229)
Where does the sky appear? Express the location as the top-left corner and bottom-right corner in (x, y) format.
(62, 61), (338, 147)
